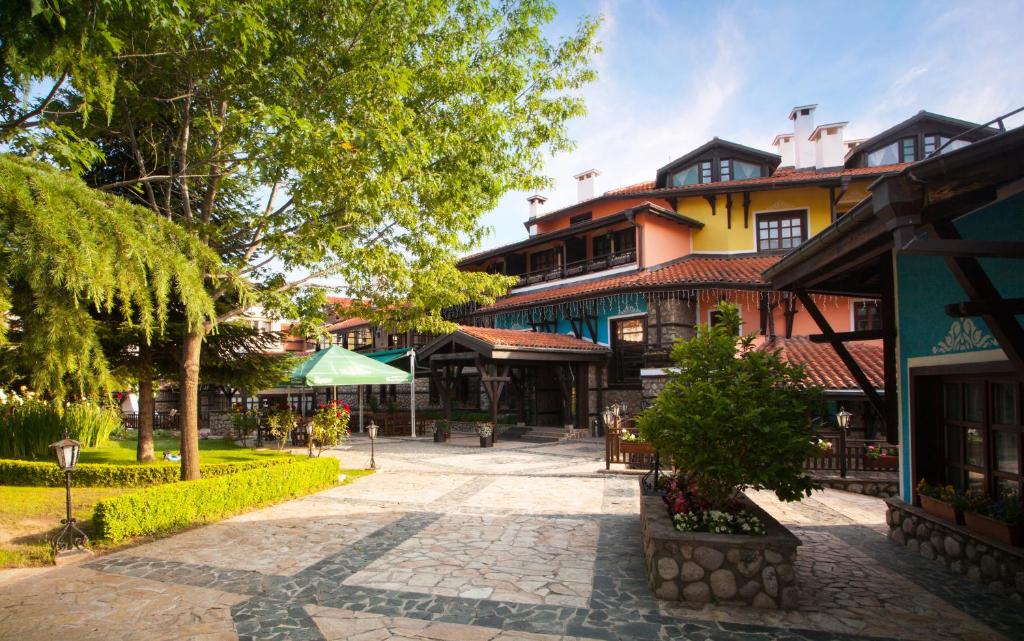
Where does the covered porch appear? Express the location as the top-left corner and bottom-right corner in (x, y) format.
(417, 326), (609, 439)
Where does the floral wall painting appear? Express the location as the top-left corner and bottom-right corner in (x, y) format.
(931, 319), (998, 355)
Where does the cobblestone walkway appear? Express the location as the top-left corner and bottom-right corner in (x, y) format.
(0, 436), (1020, 641)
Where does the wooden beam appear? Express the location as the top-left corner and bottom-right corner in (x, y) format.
(704, 194), (716, 217)
(797, 291), (887, 419)
(808, 329), (885, 343)
(880, 251), (899, 443)
(726, 193), (733, 230)
(929, 221), (1024, 376)
(946, 298), (1024, 317)
(901, 238), (1024, 259)
(742, 192), (751, 228)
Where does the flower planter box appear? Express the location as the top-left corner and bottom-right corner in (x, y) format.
(863, 454), (898, 471)
(620, 441), (654, 455)
(964, 511), (1022, 547)
(479, 435), (493, 448)
(919, 494), (963, 525)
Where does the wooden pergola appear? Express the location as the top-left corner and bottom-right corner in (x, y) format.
(416, 326), (609, 440)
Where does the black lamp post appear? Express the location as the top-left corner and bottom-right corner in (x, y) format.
(836, 406), (852, 479)
(367, 420), (378, 470)
(49, 431), (89, 554)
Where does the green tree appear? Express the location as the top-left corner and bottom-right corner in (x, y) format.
(0, 154), (218, 398)
(7, 0), (599, 480)
(638, 303), (821, 508)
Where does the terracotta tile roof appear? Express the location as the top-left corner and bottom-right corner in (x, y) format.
(326, 317), (369, 332)
(604, 180), (655, 195)
(458, 325), (608, 352)
(759, 336), (883, 391)
(478, 255), (780, 313)
(646, 163), (911, 195)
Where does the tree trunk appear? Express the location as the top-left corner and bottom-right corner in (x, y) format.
(179, 328), (204, 480)
(136, 342), (155, 463)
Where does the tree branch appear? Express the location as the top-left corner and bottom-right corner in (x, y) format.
(0, 71), (68, 134)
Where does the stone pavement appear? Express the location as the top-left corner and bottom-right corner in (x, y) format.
(0, 436), (1021, 641)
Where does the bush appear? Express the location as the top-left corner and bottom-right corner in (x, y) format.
(93, 457), (340, 542)
(0, 457), (293, 487)
(0, 390), (121, 459)
(638, 303), (821, 508)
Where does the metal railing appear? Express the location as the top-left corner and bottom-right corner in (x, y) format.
(516, 249), (636, 287)
(928, 105), (1024, 158)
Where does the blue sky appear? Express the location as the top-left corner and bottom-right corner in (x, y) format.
(473, 0), (1024, 252)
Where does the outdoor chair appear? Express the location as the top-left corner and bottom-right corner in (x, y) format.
(291, 426), (309, 447)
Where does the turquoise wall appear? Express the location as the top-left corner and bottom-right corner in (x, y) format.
(494, 291), (648, 344)
(896, 192), (1024, 499)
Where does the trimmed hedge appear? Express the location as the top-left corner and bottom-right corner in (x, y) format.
(93, 457), (341, 542)
(0, 457), (293, 488)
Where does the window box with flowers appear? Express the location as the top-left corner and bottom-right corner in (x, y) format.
(916, 479), (963, 525)
(619, 430), (654, 455)
(962, 494), (1023, 547)
(863, 445), (898, 471)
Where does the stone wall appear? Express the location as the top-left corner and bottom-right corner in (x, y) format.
(641, 373), (669, 406)
(885, 498), (1024, 599)
(640, 495), (801, 609)
(814, 474), (899, 498)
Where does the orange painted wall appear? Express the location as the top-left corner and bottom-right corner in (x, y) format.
(635, 211), (692, 268)
(533, 196), (670, 235)
(695, 290), (858, 335)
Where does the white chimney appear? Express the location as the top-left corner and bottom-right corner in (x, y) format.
(772, 134), (796, 168)
(526, 194), (547, 236)
(788, 104), (817, 170)
(574, 169), (600, 202)
(809, 122), (848, 169)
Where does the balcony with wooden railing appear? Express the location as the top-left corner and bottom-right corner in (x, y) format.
(516, 248), (637, 287)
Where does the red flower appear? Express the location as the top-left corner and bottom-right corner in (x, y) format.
(336, 412), (342, 418)
(115, 392), (124, 400)
(343, 403), (350, 412)
(318, 404), (324, 409)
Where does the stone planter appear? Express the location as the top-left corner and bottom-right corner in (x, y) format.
(640, 494), (801, 609)
(864, 454), (898, 471)
(964, 511), (1022, 547)
(920, 495), (963, 525)
(479, 435), (493, 448)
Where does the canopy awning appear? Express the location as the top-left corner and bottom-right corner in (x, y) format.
(365, 348), (409, 364)
(287, 345), (411, 387)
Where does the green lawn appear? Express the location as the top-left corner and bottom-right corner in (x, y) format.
(79, 434), (287, 466)
(0, 464), (374, 568)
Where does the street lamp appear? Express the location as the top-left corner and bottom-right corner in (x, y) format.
(836, 406), (852, 478)
(49, 432), (89, 556)
(367, 420), (378, 470)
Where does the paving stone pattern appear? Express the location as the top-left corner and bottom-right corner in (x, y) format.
(0, 437), (1020, 641)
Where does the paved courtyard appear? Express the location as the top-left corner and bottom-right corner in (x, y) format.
(0, 435), (1021, 641)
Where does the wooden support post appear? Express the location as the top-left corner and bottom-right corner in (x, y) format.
(880, 252), (899, 443)
(743, 192), (751, 228)
(726, 193), (733, 229)
(797, 290), (887, 420)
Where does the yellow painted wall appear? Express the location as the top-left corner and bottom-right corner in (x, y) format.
(675, 186), (844, 253)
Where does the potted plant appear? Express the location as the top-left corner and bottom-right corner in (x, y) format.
(478, 422), (494, 447)
(864, 444), (898, 471)
(619, 429), (654, 455)
(814, 438), (833, 456)
(434, 419), (450, 442)
(916, 479), (963, 524)
(963, 494), (1023, 547)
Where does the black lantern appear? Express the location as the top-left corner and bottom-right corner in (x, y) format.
(835, 407), (852, 479)
(49, 432), (88, 554)
(367, 420), (378, 470)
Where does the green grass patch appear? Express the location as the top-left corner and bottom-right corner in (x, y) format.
(79, 435), (284, 466)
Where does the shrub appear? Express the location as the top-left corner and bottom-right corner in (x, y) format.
(0, 457), (293, 487)
(308, 401), (351, 457)
(265, 408), (296, 449)
(638, 303), (821, 508)
(0, 390), (121, 459)
(93, 457), (340, 542)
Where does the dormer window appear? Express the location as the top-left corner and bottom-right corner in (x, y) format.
(570, 212), (592, 226)
(671, 161), (712, 186)
(900, 137), (917, 162)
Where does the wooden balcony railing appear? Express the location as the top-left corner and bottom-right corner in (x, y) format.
(804, 433), (899, 476)
(516, 249), (636, 287)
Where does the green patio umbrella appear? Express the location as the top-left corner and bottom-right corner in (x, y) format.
(288, 345), (411, 386)
(285, 345), (414, 437)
